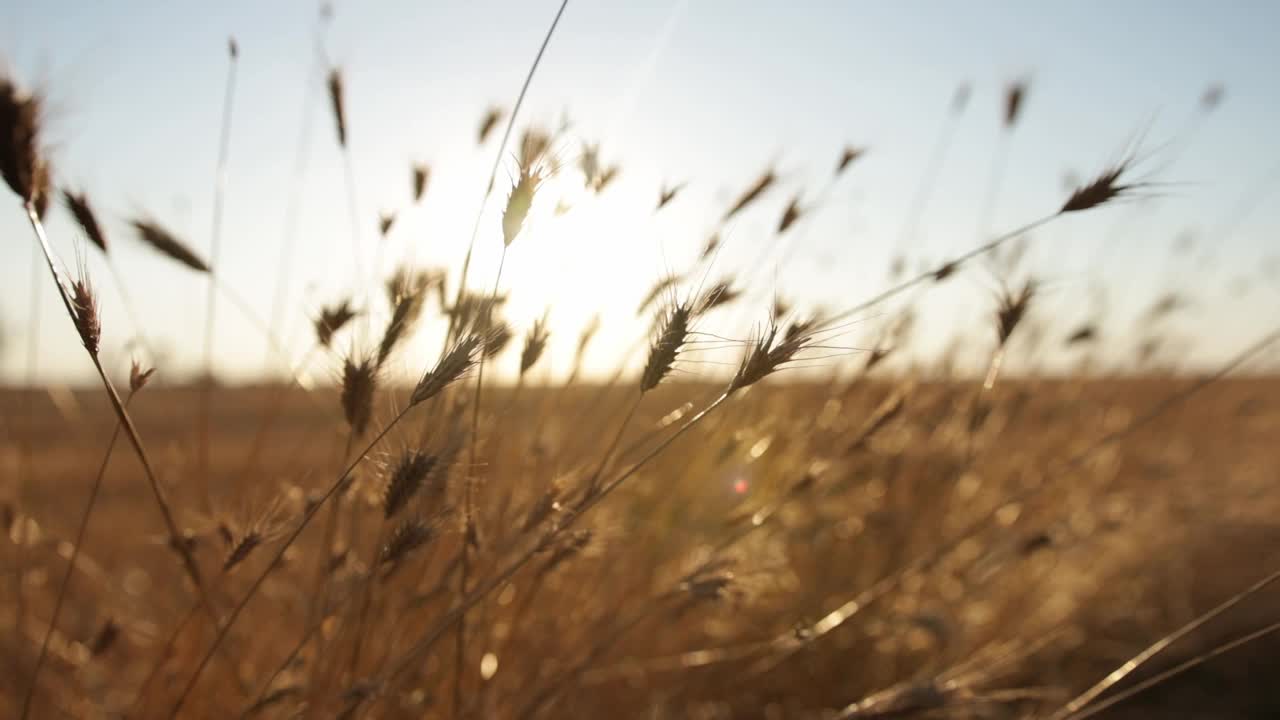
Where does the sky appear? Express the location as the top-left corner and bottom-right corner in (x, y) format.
(2, 1), (1279, 386)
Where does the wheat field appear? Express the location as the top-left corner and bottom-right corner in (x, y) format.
(4, 377), (1280, 719)
(4, 3), (1280, 719)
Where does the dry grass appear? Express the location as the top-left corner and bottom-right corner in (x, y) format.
(3, 379), (1280, 719)
(3, 13), (1280, 720)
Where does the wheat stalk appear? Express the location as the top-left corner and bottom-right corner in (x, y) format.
(449, 0), (569, 334)
(198, 37), (241, 503)
(169, 331), (483, 715)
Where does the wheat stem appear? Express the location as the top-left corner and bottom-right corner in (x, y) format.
(454, 243), (508, 712)
(450, 0), (568, 332)
(1050, 520), (1280, 718)
(199, 39), (240, 503)
(371, 391), (733, 707)
(307, 430), (357, 672)
(1063, 616), (1280, 720)
(817, 214), (1056, 331)
(22, 202), (223, 646)
(266, 13), (328, 374)
(170, 404), (414, 717)
(746, 325), (1280, 680)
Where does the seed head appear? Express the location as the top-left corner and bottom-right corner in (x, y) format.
(864, 345), (892, 371)
(378, 211), (396, 238)
(777, 194), (804, 234)
(538, 529), (592, 577)
(575, 314), (600, 361)
(131, 218), (210, 273)
(411, 333), (483, 406)
(446, 291), (506, 335)
(484, 321), (513, 359)
(518, 127), (551, 168)
(784, 312), (824, 344)
(520, 312), (551, 376)
(88, 617), (120, 657)
(1004, 80), (1028, 129)
(641, 302), (691, 393)
(341, 353), (378, 436)
(593, 165), (619, 194)
(0, 75), (46, 207)
(1065, 324), (1097, 346)
(477, 106), (504, 145)
(1060, 157), (1143, 214)
(932, 261), (958, 283)
(700, 233), (721, 260)
(835, 146), (865, 176)
(62, 189), (108, 254)
(221, 496), (288, 572)
(994, 280), (1037, 346)
(130, 359), (156, 392)
(378, 269), (434, 366)
(30, 159), (52, 219)
(412, 162), (430, 202)
(224, 532), (263, 572)
(327, 68), (347, 147)
(580, 142), (600, 184)
(682, 568), (735, 602)
(1201, 83), (1225, 112)
(724, 168), (776, 221)
(386, 266), (440, 309)
(383, 450), (438, 519)
(315, 299), (358, 348)
(697, 280), (740, 315)
(70, 272), (101, 357)
(729, 321), (819, 393)
(502, 163), (545, 247)
(657, 181), (685, 211)
(379, 516), (435, 571)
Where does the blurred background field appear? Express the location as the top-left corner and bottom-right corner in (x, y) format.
(4, 377), (1280, 718)
(3, 2), (1280, 718)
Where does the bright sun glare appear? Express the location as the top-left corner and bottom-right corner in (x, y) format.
(462, 154), (671, 383)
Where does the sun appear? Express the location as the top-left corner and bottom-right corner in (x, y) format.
(481, 158), (665, 382)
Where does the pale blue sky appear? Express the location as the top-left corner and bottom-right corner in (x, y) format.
(2, 1), (1278, 385)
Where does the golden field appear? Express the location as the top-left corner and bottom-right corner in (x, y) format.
(4, 9), (1280, 715)
(3, 375), (1279, 718)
